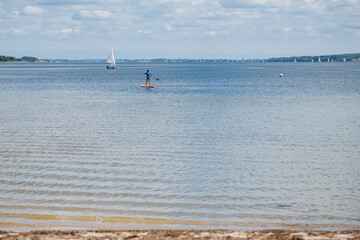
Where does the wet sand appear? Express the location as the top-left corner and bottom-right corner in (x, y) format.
(0, 230), (359, 239)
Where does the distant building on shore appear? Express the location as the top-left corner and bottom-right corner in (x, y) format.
(266, 53), (360, 63)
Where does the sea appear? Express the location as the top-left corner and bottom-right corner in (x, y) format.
(0, 62), (359, 231)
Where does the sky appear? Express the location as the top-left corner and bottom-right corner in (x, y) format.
(1, 0), (360, 59)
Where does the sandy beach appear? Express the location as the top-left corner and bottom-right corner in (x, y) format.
(0, 230), (359, 240)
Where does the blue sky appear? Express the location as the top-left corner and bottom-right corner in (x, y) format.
(1, 0), (360, 59)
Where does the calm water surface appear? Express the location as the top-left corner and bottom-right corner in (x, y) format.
(0, 62), (359, 230)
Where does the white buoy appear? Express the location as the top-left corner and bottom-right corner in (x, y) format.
(280, 73), (284, 77)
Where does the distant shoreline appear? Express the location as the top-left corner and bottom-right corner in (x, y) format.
(49, 53), (360, 63)
(0, 55), (49, 63)
(2, 53), (359, 64)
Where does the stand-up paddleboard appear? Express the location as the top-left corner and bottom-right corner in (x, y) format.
(141, 85), (155, 88)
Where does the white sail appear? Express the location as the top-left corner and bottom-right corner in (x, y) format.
(106, 48), (116, 69)
(107, 54), (111, 64)
(111, 48), (116, 67)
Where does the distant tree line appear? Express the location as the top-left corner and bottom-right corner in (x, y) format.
(0, 55), (49, 62)
(21, 56), (39, 62)
(0, 55), (17, 62)
(267, 53), (360, 62)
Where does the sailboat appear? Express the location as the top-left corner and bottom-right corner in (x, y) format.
(106, 48), (116, 69)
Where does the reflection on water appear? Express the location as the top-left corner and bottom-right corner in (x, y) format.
(0, 63), (359, 230)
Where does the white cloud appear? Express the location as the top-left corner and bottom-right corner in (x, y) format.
(11, 28), (27, 36)
(41, 28), (79, 38)
(73, 10), (111, 20)
(219, 0), (283, 8)
(164, 23), (172, 31)
(23, 6), (45, 15)
(39, 0), (98, 6)
(10, 10), (19, 18)
(137, 29), (152, 35)
(204, 30), (229, 38)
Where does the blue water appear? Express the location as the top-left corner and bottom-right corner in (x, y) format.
(0, 62), (359, 230)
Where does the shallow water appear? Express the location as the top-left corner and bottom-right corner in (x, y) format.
(0, 62), (359, 230)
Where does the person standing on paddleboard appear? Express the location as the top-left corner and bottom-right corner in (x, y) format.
(143, 69), (152, 87)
